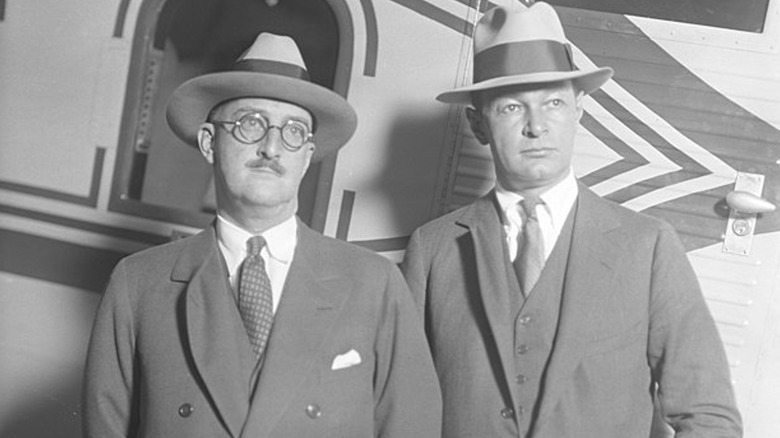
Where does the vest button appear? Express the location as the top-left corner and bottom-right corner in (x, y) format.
(518, 315), (532, 325)
(500, 407), (514, 419)
(516, 374), (528, 384)
(517, 405), (526, 416)
(178, 403), (194, 418)
(516, 344), (530, 354)
(305, 404), (322, 419)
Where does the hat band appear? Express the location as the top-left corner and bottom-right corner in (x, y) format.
(473, 40), (573, 83)
(233, 59), (311, 81)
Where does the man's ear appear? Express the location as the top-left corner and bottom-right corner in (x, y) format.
(197, 124), (216, 164)
(466, 107), (490, 145)
(301, 142), (316, 176)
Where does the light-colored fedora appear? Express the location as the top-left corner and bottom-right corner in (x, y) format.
(437, 1), (613, 105)
(166, 33), (357, 161)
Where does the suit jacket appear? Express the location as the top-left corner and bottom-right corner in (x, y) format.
(401, 185), (741, 438)
(83, 220), (442, 438)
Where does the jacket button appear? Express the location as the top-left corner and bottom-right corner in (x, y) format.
(178, 403), (194, 418)
(500, 407), (514, 419)
(305, 404), (322, 419)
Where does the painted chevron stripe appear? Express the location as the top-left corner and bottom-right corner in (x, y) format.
(572, 44), (737, 212)
(562, 9), (780, 248)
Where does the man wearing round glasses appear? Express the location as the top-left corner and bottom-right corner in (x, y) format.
(200, 99), (317, 230)
(83, 33), (442, 438)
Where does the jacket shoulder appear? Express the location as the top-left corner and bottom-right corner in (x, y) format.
(301, 226), (398, 274)
(118, 232), (198, 271)
(580, 186), (676, 236)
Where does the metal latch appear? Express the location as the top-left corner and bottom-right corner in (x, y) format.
(722, 172), (776, 256)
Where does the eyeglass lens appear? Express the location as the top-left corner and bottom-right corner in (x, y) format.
(237, 113), (310, 149)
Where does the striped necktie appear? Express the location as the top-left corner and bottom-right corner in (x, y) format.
(238, 236), (274, 359)
(514, 196), (545, 296)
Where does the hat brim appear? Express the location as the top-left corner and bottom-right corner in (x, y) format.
(166, 71), (357, 162)
(436, 67), (613, 105)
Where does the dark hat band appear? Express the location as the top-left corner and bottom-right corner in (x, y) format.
(233, 59), (311, 82)
(474, 40), (574, 83)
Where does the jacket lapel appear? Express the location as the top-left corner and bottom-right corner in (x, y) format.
(535, 186), (622, 426)
(242, 222), (348, 438)
(458, 192), (520, 409)
(173, 225), (252, 438)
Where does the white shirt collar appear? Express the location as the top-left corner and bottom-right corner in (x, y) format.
(495, 170), (578, 261)
(216, 214), (297, 278)
(495, 169), (578, 231)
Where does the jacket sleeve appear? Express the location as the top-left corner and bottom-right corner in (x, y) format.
(82, 260), (138, 438)
(372, 262), (442, 438)
(399, 228), (429, 321)
(647, 223), (743, 437)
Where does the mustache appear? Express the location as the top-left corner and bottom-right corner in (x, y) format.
(246, 158), (285, 175)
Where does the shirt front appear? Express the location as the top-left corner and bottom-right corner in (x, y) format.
(495, 170), (578, 262)
(216, 214), (297, 314)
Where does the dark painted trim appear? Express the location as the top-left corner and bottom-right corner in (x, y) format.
(336, 190), (356, 240)
(390, 0), (473, 35)
(114, 0), (132, 37)
(0, 204), (169, 246)
(309, 0), (356, 232)
(0, 229), (128, 293)
(0, 0), (6, 21)
(359, 0), (378, 76)
(0, 147), (105, 207)
(350, 236), (410, 252)
(452, 0), (495, 13)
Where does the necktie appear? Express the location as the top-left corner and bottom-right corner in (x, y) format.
(514, 197), (545, 296)
(238, 236), (274, 359)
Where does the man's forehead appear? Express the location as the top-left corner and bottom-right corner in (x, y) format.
(214, 97), (313, 122)
(486, 81), (576, 101)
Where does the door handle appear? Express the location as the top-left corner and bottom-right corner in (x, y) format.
(726, 190), (776, 214)
(723, 173), (771, 256)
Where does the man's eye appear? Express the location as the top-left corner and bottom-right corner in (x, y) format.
(549, 99), (564, 107)
(244, 118), (262, 128)
(501, 104), (521, 113)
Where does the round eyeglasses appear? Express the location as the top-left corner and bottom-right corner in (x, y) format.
(209, 112), (313, 151)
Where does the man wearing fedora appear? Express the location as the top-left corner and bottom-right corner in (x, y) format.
(83, 33), (442, 438)
(402, 2), (741, 437)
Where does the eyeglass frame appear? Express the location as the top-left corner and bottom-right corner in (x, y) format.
(208, 112), (314, 152)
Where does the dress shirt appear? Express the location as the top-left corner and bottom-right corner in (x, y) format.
(216, 214), (297, 314)
(495, 170), (578, 262)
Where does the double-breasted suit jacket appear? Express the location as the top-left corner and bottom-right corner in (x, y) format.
(401, 184), (741, 437)
(83, 220), (442, 438)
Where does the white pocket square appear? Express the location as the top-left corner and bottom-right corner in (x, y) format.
(331, 349), (361, 370)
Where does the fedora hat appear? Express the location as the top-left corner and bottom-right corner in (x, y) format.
(437, 1), (613, 105)
(166, 33), (357, 161)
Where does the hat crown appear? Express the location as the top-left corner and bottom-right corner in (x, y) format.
(165, 32), (357, 160)
(237, 33), (308, 71)
(434, 1), (613, 104)
(474, 2), (566, 55)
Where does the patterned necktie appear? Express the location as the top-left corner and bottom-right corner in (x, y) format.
(238, 236), (274, 359)
(515, 196), (545, 296)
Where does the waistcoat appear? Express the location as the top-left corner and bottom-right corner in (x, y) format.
(507, 204), (577, 437)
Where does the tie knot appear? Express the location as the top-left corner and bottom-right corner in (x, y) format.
(519, 196), (543, 221)
(247, 235), (267, 257)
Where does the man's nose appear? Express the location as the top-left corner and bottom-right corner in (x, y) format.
(522, 111), (547, 138)
(256, 127), (284, 158)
